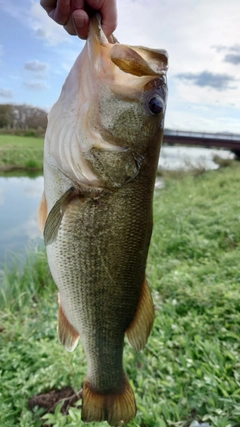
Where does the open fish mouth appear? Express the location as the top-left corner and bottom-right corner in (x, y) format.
(89, 13), (168, 79)
(44, 13), (168, 190)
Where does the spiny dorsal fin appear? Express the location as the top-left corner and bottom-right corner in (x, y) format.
(43, 187), (77, 246)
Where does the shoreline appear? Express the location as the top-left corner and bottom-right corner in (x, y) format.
(0, 165), (43, 172)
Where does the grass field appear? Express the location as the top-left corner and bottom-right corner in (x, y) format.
(0, 134), (44, 171)
(0, 162), (240, 427)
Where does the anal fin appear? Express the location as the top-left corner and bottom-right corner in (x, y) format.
(58, 298), (79, 352)
(126, 276), (155, 352)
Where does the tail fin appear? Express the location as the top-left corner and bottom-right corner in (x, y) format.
(81, 375), (136, 426)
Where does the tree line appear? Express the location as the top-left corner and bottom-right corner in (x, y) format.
(0, 104), (47, 131)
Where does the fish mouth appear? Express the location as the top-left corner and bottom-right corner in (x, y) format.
(110, 44), (168, 77)
(88, 14), (168, 79)
(45, 14), (168, 190)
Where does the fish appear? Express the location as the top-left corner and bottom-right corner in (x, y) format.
(38, 13), (168, 426)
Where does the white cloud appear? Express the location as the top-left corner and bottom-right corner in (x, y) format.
(173, 79), (240, 109)
(29, 2), (72, 46)
(0, 0), (71, 46)
(165, 103), (240, 134)
(117, 1), (236, 71)
(0, 0), (67, 46)
(176, 71), (237, 91)
(24, 81), (47, 91)
(24, 60), (48, 73)
(0, 0), (25, 20)
(0, 88), (13, 98)
(115, 0), (240, 95)
(113, 0), (240, 134)
(1, 0), (239, 134)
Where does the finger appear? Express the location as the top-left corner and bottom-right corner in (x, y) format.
(40, 0), (56, 13)
(64, 15), (78, 35)
(72, 9), (90, 39)
(86, 0), (117, 37)
(41, 0), (71, 25)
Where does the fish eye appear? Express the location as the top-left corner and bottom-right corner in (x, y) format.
(148, 96), (164, 115)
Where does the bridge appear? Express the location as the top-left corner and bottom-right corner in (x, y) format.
(163, 130), (240, 156)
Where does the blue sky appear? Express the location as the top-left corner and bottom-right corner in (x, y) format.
(0, 0), (239, 133)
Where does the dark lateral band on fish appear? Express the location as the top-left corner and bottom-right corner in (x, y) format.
(39, 12), (168, 426)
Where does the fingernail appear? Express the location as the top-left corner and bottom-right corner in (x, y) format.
(74, 15), (85, 27)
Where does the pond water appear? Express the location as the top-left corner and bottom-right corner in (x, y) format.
(0, 147), (234, 268)
(160, 145), (234, 170)
(0, 173), (44, 268)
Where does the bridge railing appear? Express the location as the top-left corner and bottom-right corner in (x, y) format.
(164, 129), (240, 142)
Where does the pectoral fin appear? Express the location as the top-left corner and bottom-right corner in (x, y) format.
(43, 187), (77, 246)
(58, 296), (79, 352)
(126, 276), (155, 352)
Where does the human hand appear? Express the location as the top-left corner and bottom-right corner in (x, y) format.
(40, 0), (117, 39)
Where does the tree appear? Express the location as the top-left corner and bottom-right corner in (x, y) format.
(0, 104), (47, 130)
(0, 104), (14, 128)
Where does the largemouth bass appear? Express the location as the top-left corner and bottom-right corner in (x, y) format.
(38, 14), (168, 426)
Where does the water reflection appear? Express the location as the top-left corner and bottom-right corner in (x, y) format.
(159, 146), (234, 170)
(0, 174), (44, 266)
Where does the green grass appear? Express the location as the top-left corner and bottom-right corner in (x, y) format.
(0, 134), (44, 171)
(1, 163), (240, 427)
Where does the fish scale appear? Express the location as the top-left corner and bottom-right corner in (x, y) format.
(50, 178), (151, 320)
